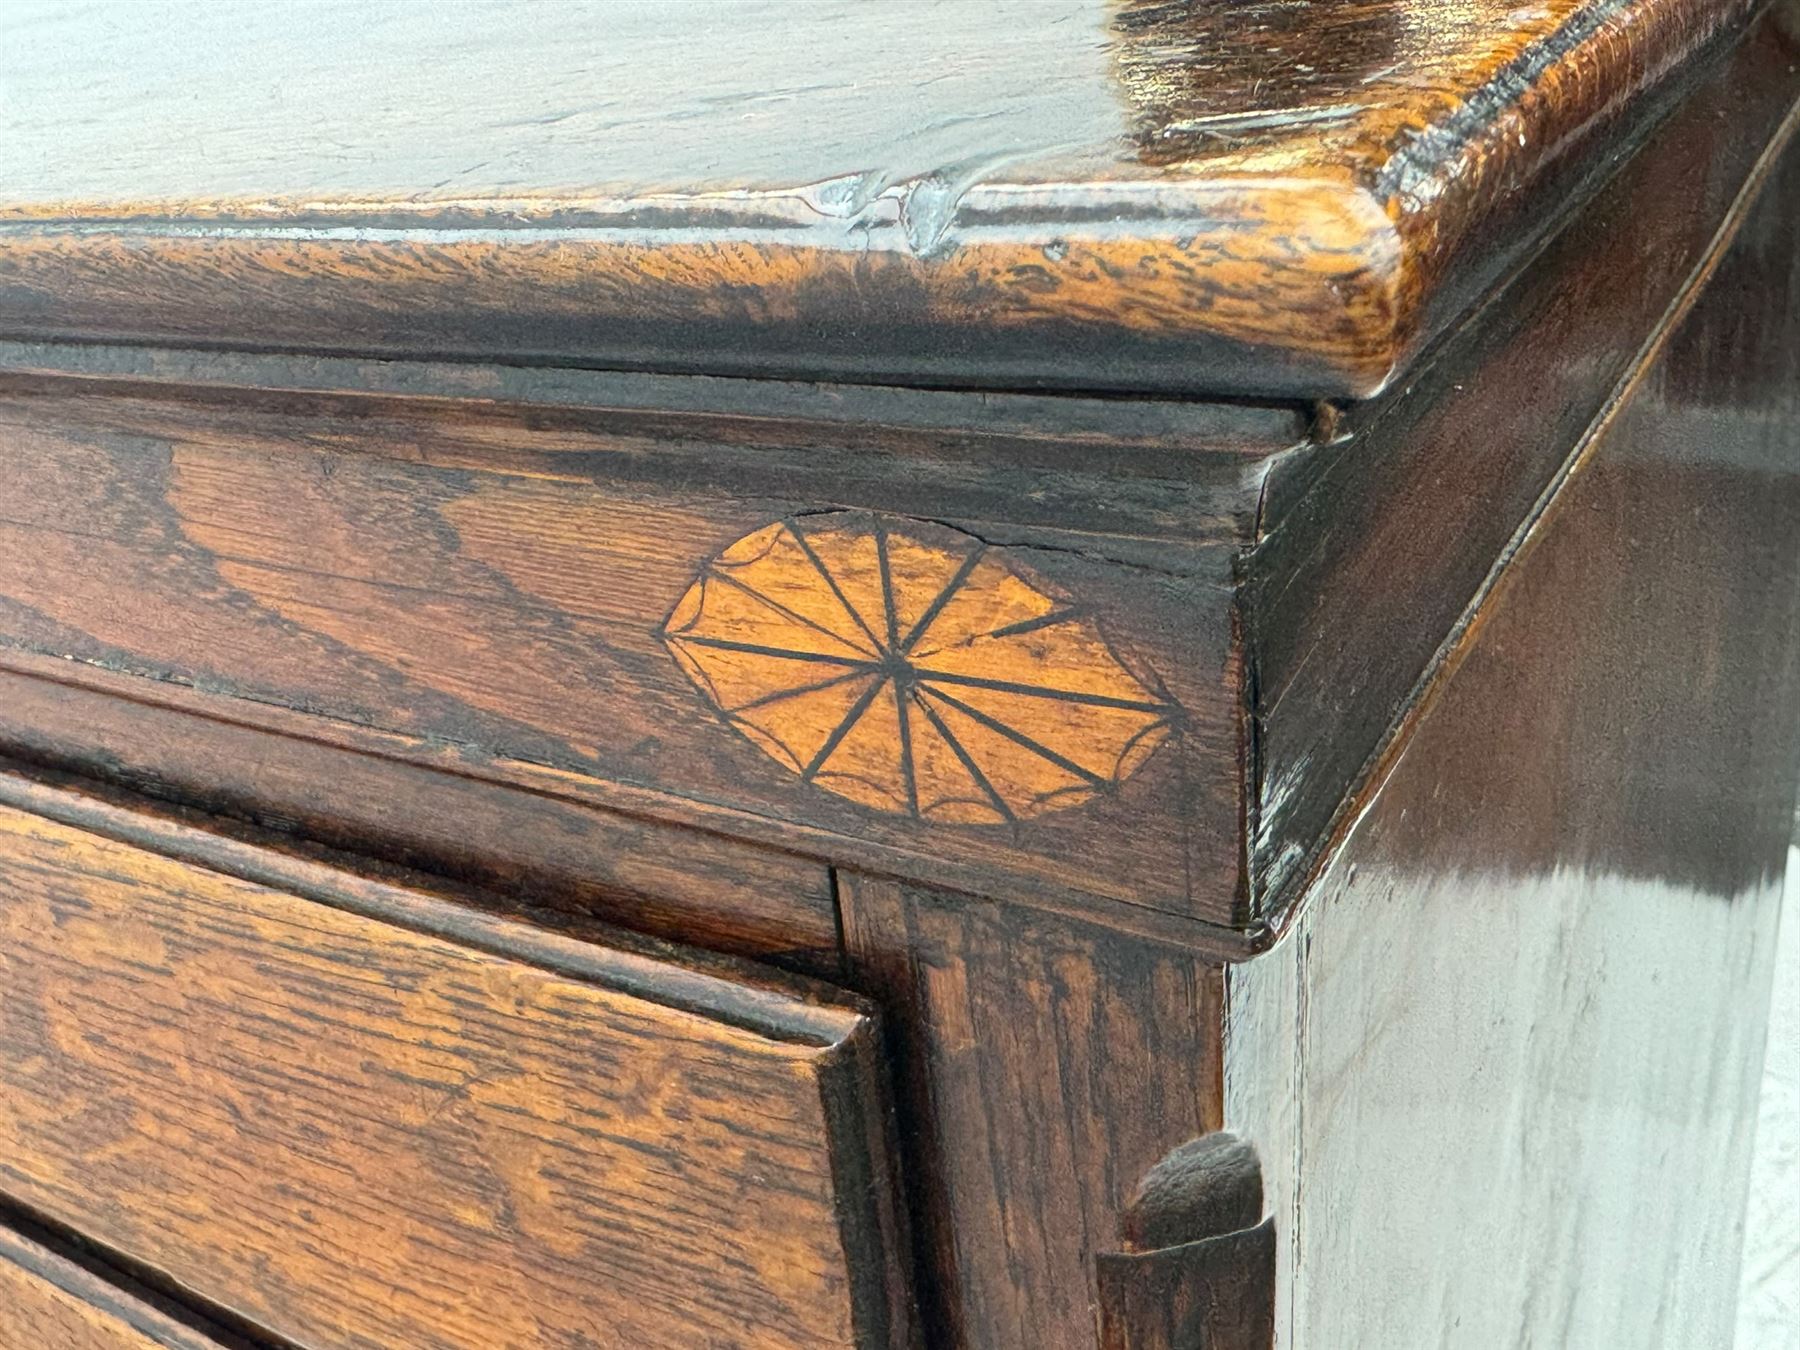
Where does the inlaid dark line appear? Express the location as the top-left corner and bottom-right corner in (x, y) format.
(665, 646), (726, 709)
(786, 519), (887, 654)
(915, 668), (1172, 713)
(1111, 714), (1177, 774)
(912, 692), (1015, 824)
(874, 521), (901, 652)
(921, 686), (1111, 789)
(726, 668), (875, 714)
(663, 574), (711, 637)
(984, 607), (1085, 641)
(664, 634), (879, 669)
(893, 680), (919, 818)
(898, 544), (986, 654)
(801, 675), (891, 781)
(705, 567), (879, 658)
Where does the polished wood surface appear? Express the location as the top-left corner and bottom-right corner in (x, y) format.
(0, 0), (1790, 945)
(1, 2), (1791, 945)
(1243, 6), (1800, 910)
(0, 1221), (246, 1350)
(1227, 103), (1800, 1349)
(0, 7), (1792, 1348)
(661, 513), (1181, 823)
(0, 0), (1754, 396)
(0, 380), (1249, 932)
(0, 659), (845, 973)
(841, 875), (1223, 1347)
(0, 772), (910, 1349)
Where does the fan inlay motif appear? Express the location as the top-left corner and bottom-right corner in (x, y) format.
(660, 513), (1179, 824)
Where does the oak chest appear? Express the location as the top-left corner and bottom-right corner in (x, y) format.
(0, 2), (1796, 1347)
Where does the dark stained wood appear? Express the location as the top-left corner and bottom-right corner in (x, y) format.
(0, 340), (1307, 453)
(0, 1218), (250, 1350)
(839, 874), (1223, 1347)
(0, 769), (914, 1350)
(0, 7), (1788, 1349)
(1355, 108), (1800, 899)
(0, 657), (843, 973)
(0, 0), (1791, 948)
(0, 0), (1754, 397)
(0, 374), (1257, 934)
(0, 6), (1789, 957)
(1242, 8), (1800, 917)
(1095, 1134), (1274, 1349)
(1225, 108), (1800, 1345)
(1095, 1222), (1277, 1350)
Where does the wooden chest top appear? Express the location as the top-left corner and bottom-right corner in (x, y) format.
(0, 0), (1787, 956)
(0, 0), (1753, 397)
(0, 7), (1795, 1347)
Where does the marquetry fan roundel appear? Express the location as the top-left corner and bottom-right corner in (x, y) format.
(660, 513), (1179, 824)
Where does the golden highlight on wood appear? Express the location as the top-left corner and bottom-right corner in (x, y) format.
(661, 513), (1179, 824)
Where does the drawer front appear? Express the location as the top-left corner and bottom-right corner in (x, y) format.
(0, 659), (844, 973)
(0, 1221), (240, 1350)
(0, 775), (909, 1349)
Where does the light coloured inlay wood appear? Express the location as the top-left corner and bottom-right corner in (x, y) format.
(662, 513), (1179, 823)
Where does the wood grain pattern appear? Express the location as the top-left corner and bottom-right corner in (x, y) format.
(0, 7), (1782, 962)
(0, 0), (1790, 950)
(1242, 8), (1800, 917)
(1227, 102), (1800, 1349)
(0, 380), (1249, 931)
(0, 656), (844, 974)
(0, 0), (1754, 396)
(0, 1220), (246, 1350)
(663, 513), (1180, 823)
(0, 773), (912, 1349)
(1095, 1133), (1275, 1349)
(840, 875), (1223, 1347)
(1095, 1223), (1277, 1350)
